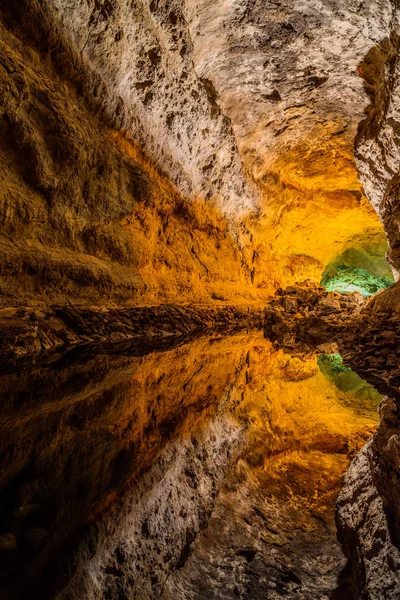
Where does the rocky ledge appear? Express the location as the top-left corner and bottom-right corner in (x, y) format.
(0, 304), (264, 370)
(263, 280), (368, 354)
(263, 280), (400, 401)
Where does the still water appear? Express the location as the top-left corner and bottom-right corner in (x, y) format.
(0, 332), (379, 600)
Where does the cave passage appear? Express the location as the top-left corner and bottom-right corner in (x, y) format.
(321, 240), (394, 297)
(3, 0), (400, 597)
(0, 331), (380, 599)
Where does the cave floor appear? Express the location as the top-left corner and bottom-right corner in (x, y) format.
(0, 330), (378, 599)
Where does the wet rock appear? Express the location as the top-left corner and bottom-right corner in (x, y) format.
(0, 304), (264, 370)
(263, 281), (367, 355)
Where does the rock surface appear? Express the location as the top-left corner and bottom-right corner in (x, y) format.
(2, 1), (400, 599)
(0, 304), (264, 369)
(263, 280), (368, 354)
(262, 280), (400, 599)
(0, 0), (394, 306)
(340, 286), (400, 399)
(337, 433), (400, 600)
(0, 332), (378, 599)
(0, 1), (258, 307)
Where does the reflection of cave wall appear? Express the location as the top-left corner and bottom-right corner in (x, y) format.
(0, 333), (379, 599)
(318, 354), (382, 413)
(0, 335), (250, 598)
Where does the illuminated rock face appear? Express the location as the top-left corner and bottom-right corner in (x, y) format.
(0, 0), (397, 306)
(355, 31), (400, 277)
(2, 2), (400, 599)
(0, 4), (256, 307)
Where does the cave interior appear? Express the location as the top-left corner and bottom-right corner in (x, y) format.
(1, 1), (400, 599)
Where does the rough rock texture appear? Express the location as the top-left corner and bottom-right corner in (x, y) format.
(0, 304), (264, 369)
(263, 281), (400, 398)
(40, 0), (395, 189)
(0, 332), (378, 599)
(337, 434), (400, 600)
(61, 418), (244, 600)
(42, 0), (396, 288)
(263, 280), (368, 354)
(0, 0), (395, 309)
(0, 2), (258, 307)
(163, 457), (347, 600)
(340, 286), (400, 399)
(355, 16), (400, 277)
(3, 1), (400, 599)
(260, 280), (400, 598)
(336, 289), (400, 599)
(337, 35), (400, 580)
(0, 335), (250, 599)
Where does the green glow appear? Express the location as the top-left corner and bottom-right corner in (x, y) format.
(321, 265), (393, 297)
(320, 353), (352, 373)
(318, 353), (382, 409)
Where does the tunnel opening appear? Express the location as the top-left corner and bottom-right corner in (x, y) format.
(320, 232), (395, 296)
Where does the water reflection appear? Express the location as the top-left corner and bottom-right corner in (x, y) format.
(0, 333), (378, 599)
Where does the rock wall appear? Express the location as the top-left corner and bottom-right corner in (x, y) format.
(44, 0), (395, 288)
(335, 287), (400, 598)
(260, 280), (400, 598)
(337, 13), (400, 582)
(4, 1), (400, 598)
(355, 16), (400, 276)
(337, 433), (400, 600)
(0, 1), (257, 308)
(0, 0), (396, 309)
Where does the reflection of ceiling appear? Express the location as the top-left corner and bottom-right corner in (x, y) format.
(0, 332), (378, 598)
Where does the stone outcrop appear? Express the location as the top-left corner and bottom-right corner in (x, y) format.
(0, 304), (264, 370)
(340, 285), (400, 399)
(263, 280), (368, 354)
(263, 280), (400, 400)
(355, 20), (400, 278)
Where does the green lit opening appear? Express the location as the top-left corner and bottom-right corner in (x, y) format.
(321, 236), (394, 297)
(321, 265), (393, 297)
(318, 353), (383, 412)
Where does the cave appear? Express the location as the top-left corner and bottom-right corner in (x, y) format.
(1, 1), (400, 599)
